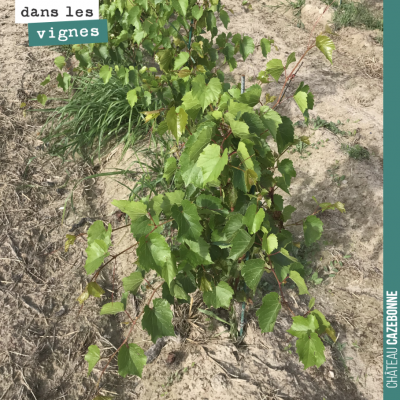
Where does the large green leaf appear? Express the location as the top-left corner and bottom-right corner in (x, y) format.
(260, 106), (282, 138)
(85, 345), (100, 375)
(87, 221), (112, 247)
(163, 157), (177, 184)
(243, 204), (265, 234)
(276, 116), (294, 154)
(287, 314), (318, 338)
(122, 271), (143, 294)
(241, 259), (265, 291)
(161, 190), (185, 216)
(316, 35), (335, 64)
(303, 215), (323, 246)
(266, 59), (285, 82)
(196, 144), (228, 184)
(192, 4), (203, 20)
(181, 238), (213, 267)
(87, 282), (105, 298)
(289, 271), (309, 295)
(54, 56), (66, 70)
(296, 332), (326, 369)
(189, 123), (215, 161)
(137, 233), (177, 285)
(262, 233), (278, 254)
(112, 200), (147, 222)
(260, 38), (271, 57)
(256, 292), (281, 332)
(174, 52), (190, 70)
(239, 35), (255, 61)
(228, 229), (254, 261)
(278, 159), (296, 186)
(85, 240), (110, 275)
(203, 281), (234, 309)
(172, 0), (188, 16)
(239, 84), (262, 107)
(192, 75), (222, 111)
(237, 141), (254, 170)
(171, 199), (203, 242)
(142, 298), (175, 342)
(100, 302), (125, 315)
(118, 343), (147, 378)
(166, 106), (188, 142)
(219, 10), (230, 28)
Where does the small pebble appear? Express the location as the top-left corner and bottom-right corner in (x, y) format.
(329, 370), (335, 378)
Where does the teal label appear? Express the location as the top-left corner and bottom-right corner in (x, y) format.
(384, 0), (400, 398)
(28, 19), (108, 46)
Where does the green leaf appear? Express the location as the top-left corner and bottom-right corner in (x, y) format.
(122, 272), (143, 294)
(222, 213), (244, 241)
(256, 292), (281, 332)
(308, 297), (315, 310)
(203, 281), (234, 309)
(287, 314), (318, 338)
(65, 234), (76, 252)
(310, 309), (336, 341)
(262, 233), (278, 254)
(242, 112), (265, 135)
(171, 200), (203, 242)
(127, 89), (138, 108)
(282, 205), (296, 222)
(296, 332), (326, 369)
(155, 49), (174, 72)
(172, 0), (188, 16)
(87, 282), (105, 297)
(85, 345), (100, 375)
(319, 201), (346, 213)
(289, 271), (309, 295)
(100, 302), (125, 315)
(237, 141), (254, 170)
(182, 238), (213, 267)
(316, 35), (335, 64)
(285, 52), (296, 68)
(260, 38), (271, 57)
(266, 59), (285, 82)
(142, 298), (175, 342)
(278, 159), (296, 186)
(192, 4), (203, 20)
(240, 35), (255, 61)
(36, 94), (47, 106)
(244, 169), (258, 192)
(56, 72), (71, 92)
(260, 106), (282, 138)
(161, 190), (185, 216)
(228, 229), (254, 261)
(166, 106), (188, 142)
(54, 56), (66, 70)
(196, 145), (228, 185)
(174, 52), (190, 70)
(99, 65), (112, 84)
(85, 240), (110, 274)
(241, 259), (265, 292)
(111, 200), (147, 222)
(276, 116), (294, 154)
(220, 10), (230, 28)
(77, 289), (89, 304)
(293, 91), (308, 114)
(128, 6), (142, 29)
(192, 75), (222, 111)
(239, 84), (262, 107)
(303, 215), (323, 246)
(118, 343), (147, 378)
(189, 122), (215, 161)
(137, 233), (177, 285)
(87, 220), (112, 247)
(40, 75), (51, 86)
(243, 204), (265, 234)
(163, 157), (177, 184)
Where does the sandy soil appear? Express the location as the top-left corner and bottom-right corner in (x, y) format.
(0, 0), (383, 399)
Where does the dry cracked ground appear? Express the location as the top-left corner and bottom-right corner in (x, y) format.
(0, 0), (383, 399)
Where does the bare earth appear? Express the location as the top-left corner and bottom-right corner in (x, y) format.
(0, 0), (383, 399)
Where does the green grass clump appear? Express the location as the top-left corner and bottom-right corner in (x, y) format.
(341, 143), (370, 160)
(41, 74), (151, 163)
(322, 0), (383, 31)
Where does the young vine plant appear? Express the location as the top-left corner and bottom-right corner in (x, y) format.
(61, 0), (344, 394)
